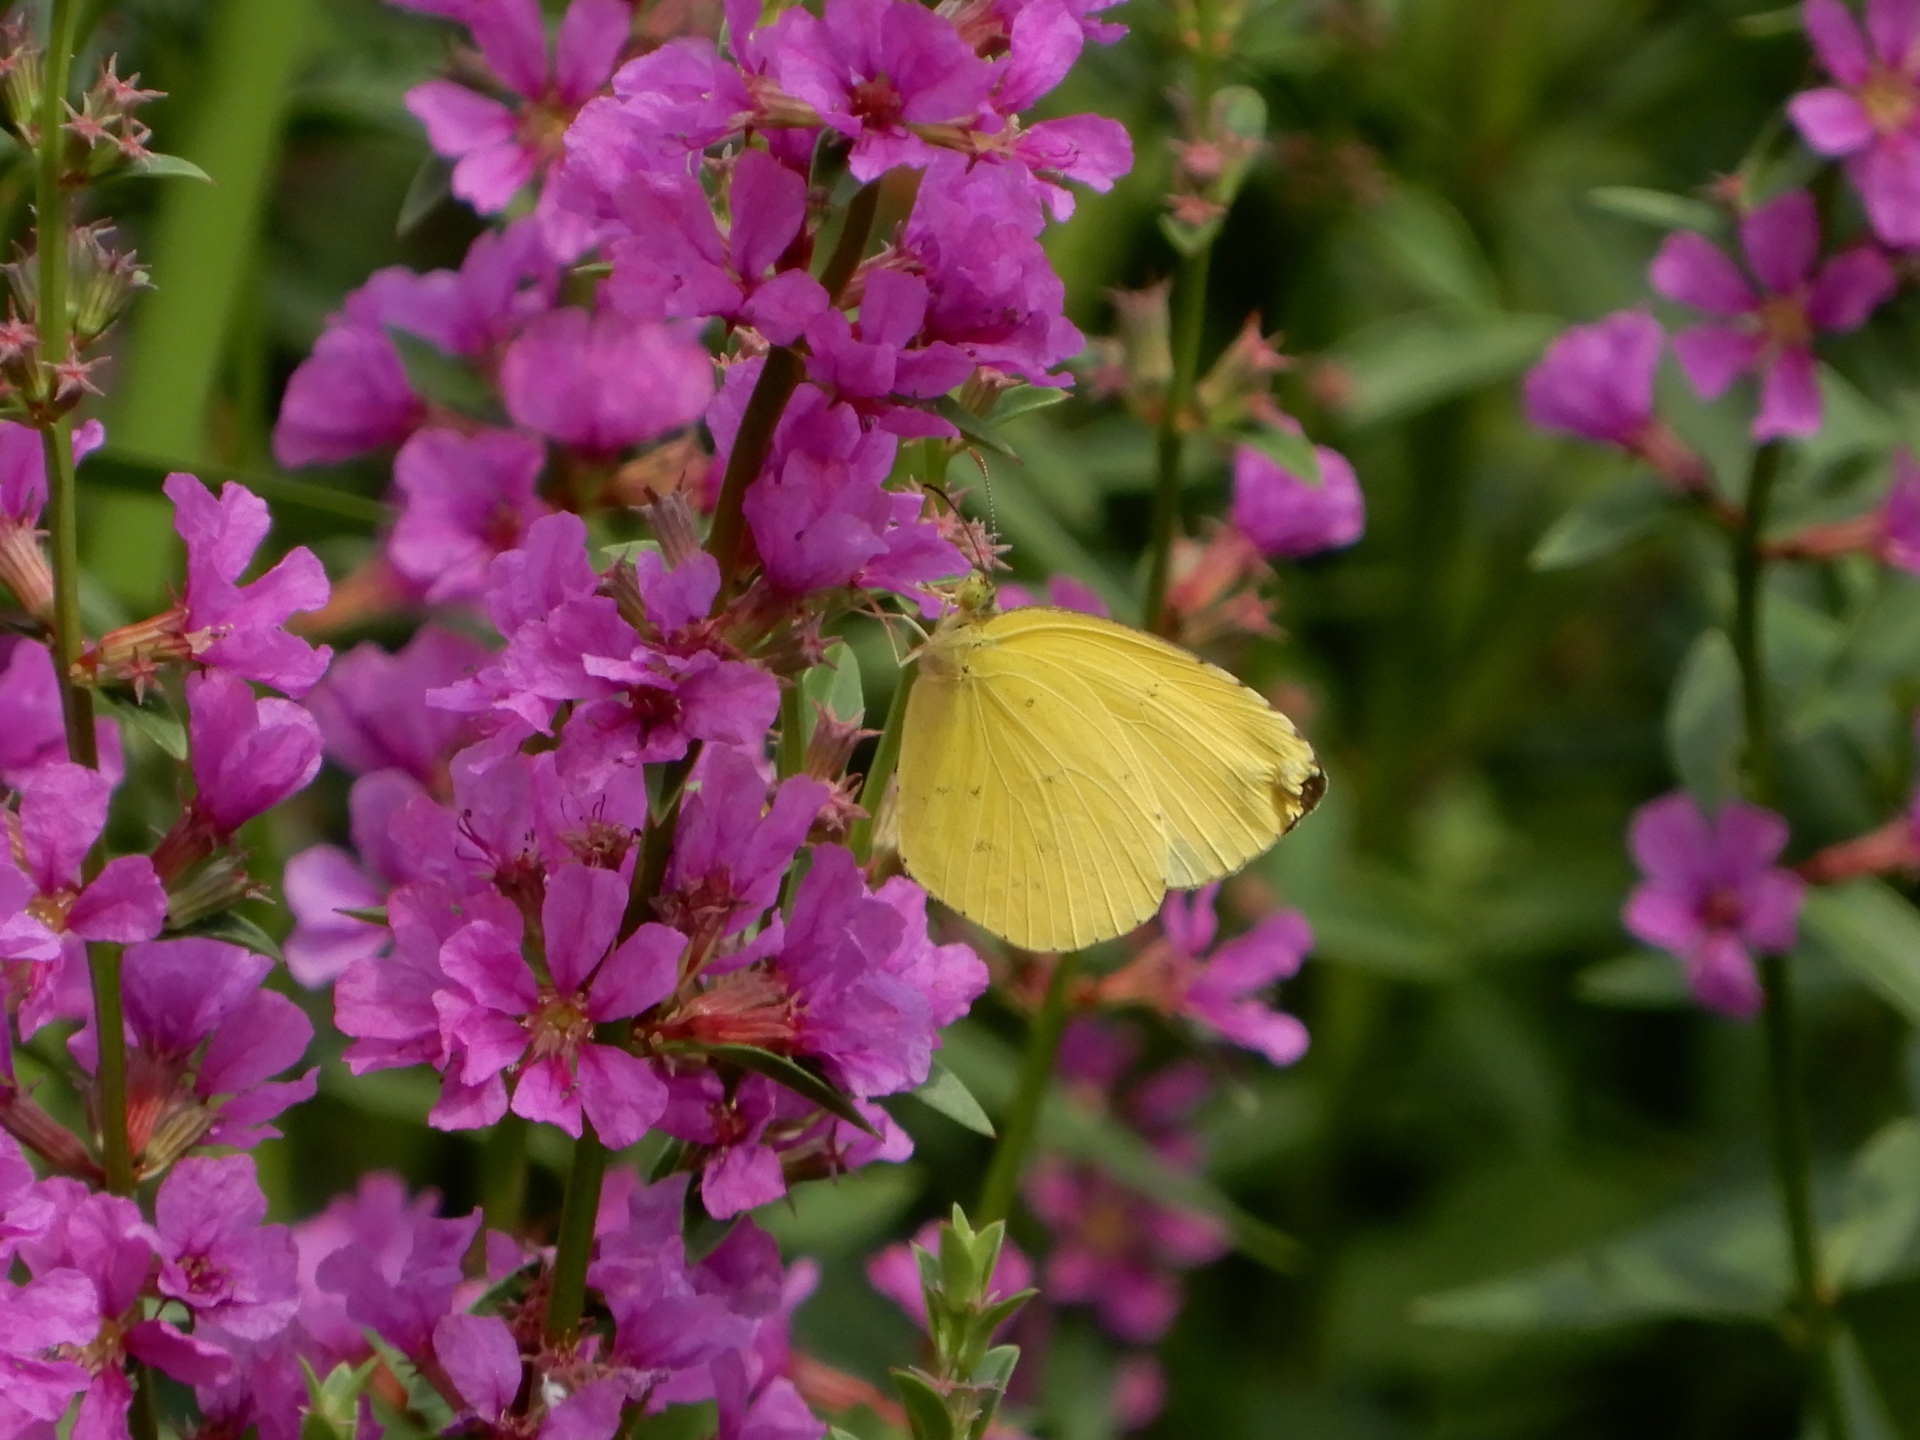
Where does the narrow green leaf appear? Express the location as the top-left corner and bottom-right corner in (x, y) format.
(121, 152), (215, 183)
(1329, 312), (1557, 428)
(175, 909), (285, 963)
(397, 151), (454, 236)
(801, 640), (865, 729)
(386, 328), (504, 421)
(1363, 185), (1501, 313)
(88, 449), (389, 529)
(1529, 475), (1674, 571)
(1799, 881), (1920, 1027)
(1587, 186), (1722, 233)
(892, 1369), (958, 1440)
(1666, 629), (1743, 812)
(1826, 1118), (1920, 1291)
(1575, 952), (1692, 1009)
(899, 1060), (996, 1137)
(661, 1041), (879, 1136)
(1414, 1185), (1790, 1330)
(93, 688), (187, 760)
(1236, 425), (1322, 485)
(991, 385), (1070, 424)
(335, 906), (390, 926)
(1830, 1326), (1902, 1440)
(935, 396), (1019, 459)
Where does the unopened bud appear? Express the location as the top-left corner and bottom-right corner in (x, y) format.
(0, 18), (41, 145)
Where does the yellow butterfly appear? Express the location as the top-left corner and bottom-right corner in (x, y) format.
(895, 576), (1323, 953)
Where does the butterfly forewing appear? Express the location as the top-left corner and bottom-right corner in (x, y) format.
(899, 622), (1165, 952)
(974, 609), (1322, 890)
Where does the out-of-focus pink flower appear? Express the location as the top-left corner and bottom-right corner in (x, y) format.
(1000, 573), (1109, 614)
(389, 427), (550, 603)
(1623, 792), (1805, 1018)
(1789, 0), (1920, 246)
(1523, 311), (1708, 488)
(501, 307), (715, 456)
(1650, 190), (1893, 439)
(184, 671), (325, 838)
(154, 1155), (300, 1341)
(1230, 436), (1365, 559)
(0, 639), (125, 787)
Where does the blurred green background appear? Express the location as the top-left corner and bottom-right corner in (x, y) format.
(48, 0), (1920, 1435)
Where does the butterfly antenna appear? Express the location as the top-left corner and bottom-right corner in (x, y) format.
(923, 472), (1000, 576)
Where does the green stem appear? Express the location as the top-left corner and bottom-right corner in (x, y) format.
(976, 950), (1082, 1224)
(707, 178), (888, 604)
(37, 0), (132, 1202)
(1143, 244), (1212, 632)
(776, 681), (806, 780)
(544, 1122), (608, 1347)
(1729, 441), (1847, 1440)
(480, 1112), (528, 1234)
(850, 657), (916, 865)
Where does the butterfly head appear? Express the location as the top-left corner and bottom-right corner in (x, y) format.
(951, 571), (999, 621)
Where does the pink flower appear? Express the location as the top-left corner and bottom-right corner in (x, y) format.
(184, 670), (324, 838)
(1879, 450), (1920, 573)
(1229, 436), (1365, 559)
(500, 307), (715, 455)
(402, 0), (633, 251)
(312, 1179), (482, 1363)
(153, 1156), (299, 1341)
(432, 863), (683, 1145)
(1524, 310), (1663, 448)
(433, 1313), (627, 1440)
(1623, 792), (1806, 1018)
(1649, 190), (1894, 439)
(1788, 0), (1920, 246)
(0, 639), (124, 787)
(389, 427), (550, 603)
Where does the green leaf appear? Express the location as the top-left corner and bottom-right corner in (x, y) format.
(397, 151), (454, 236)
(1236, 425), (1322, 485)
(301, 1357), (379, 1440)
(660, 1041), (879, 1135)
(1829, 1326), (1903, 1440)
(87, 449), (389, 529)
(176, 909), (285, 963)
(1587, 186), (1722, 233)
(939, 1024), (1306, 1271)
(122, 151), (216, 183)
(1413, 1185), (1790, 1329)
(1799, 882), (1920, 1027)
(1666, 629), (1743, 812)
(1575, 951), (1692, 1009)
(1529, 474), (1674, 571)
(1362, 186), (1501, 313)
(991, 385), (1070, 425)
(754, 1162), (921, 1254)
(1827, 1118), (1920, 1291)
(802, 640), (865, 730)
(335, 906), (389, 926)
(386, 328), (504, 421)
(627, 1405), (722, 1440)
(935, 396), (1019, 459)
(1329, 312), (1557, 428)
(892, 1368), (958, 1440)
(93, 687), (187, 761)
(897, 1060), (996, 1137)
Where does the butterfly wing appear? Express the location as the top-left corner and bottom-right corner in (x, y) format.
(898, 620), (1167, 952)
(980, 608), (1322, 890)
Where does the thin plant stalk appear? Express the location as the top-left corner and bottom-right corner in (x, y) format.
(976, 949), (1082, 1224)
(1142, 0), (1220, 632)
(1729, 441), (1848, 1440)
(544, 1122), (609, 1346)
(36, 0), (134, 1205)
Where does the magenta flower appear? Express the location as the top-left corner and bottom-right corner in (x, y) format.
(501, 307), (715, 456)
(312, 1183), (482, 1364)
(154, 1156), (299, 1341)
(184, 670), (325, 838)
(0, 639), (125, 787)
(1880, 450), (1920, 574)
(738, 384), (967, 597)
(1788, 0), (1920, 247)
(22, 1181), (236, 1431)
(0, 1267), (95, 1434)
(605, 148), (829, 344)
(1649, 190), (1894, 439)
(801, 269), (976, 430)
(0, 417), (104, 526)
(1000, 574), (1109, 614)
(305, 626), (488, 786)
(434, 1313), (627, 1440)
(1623, 792), (1806, 1018)
(1229, 435), (1365, 559)
(764, 0), (996, 180)
(657, 744), (829, 946)
(71, 938), (318, 1151)
(402, 0), (631, 251)
(159, 474), (332, 697)
(713, 1346), (822, 1440)
(272, 221), (558, 468)
(433, 863), (683, 1145)
(389, 427), (550, 604)
(1525, 310), (1663, 448)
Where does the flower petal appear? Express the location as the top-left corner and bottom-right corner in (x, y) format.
(1741, 190), (1820, 294)
(1756, 345), (1823, 439)
(1650, 232), (1755, 316)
